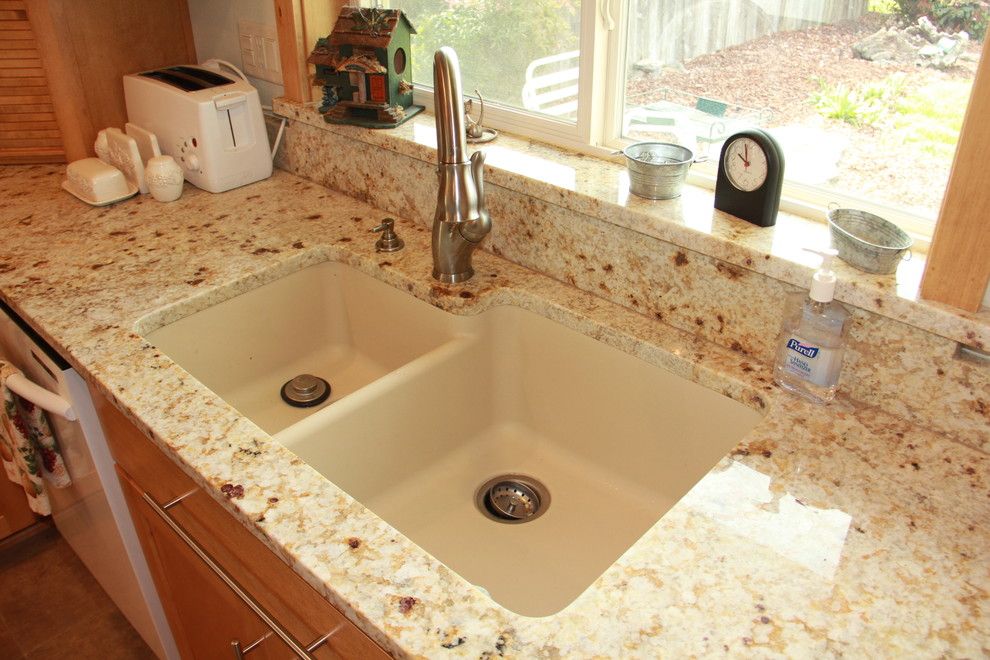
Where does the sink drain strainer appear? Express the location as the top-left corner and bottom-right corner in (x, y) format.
(280, 374), (331, 407)
(476, 474), (550, 524)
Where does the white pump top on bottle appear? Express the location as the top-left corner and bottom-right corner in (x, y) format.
(805, 248), (839, 303)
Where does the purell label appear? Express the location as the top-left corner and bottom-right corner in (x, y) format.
(782, 335), (835, 387)
(786, 338), (819, 359)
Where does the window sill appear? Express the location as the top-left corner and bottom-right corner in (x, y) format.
(273, 98), (990, 349)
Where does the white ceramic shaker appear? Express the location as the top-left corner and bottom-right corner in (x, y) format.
(145, 155), (184, 202)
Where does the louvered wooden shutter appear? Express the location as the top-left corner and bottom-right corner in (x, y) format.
(0, 0), (64, 164)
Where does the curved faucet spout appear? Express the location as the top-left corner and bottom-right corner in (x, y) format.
(434, 47), (468, 165)
(432, 47), (492, 283)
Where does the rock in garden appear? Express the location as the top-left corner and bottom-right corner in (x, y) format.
(852, 27), (923, 63)
(853, 17), (969, 69)
(633, 58), (665, 74)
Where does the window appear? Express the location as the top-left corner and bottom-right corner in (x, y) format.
(373, 0), (983, 242)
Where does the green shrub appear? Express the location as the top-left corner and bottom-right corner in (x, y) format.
(932, 1), (989, 37)
(811, 75), (906, 127)
(891, 0), (988, 39)
(811, 74), (969, 160)
(868, 0), (899, 12)
(404, 0), (579, 106)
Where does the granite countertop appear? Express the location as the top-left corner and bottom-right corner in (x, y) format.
(0, 165), (986, 657)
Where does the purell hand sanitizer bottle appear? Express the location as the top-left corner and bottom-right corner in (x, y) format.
(773, 248), (850, 403)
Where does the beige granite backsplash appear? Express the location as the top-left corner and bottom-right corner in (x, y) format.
(275, 117), (990, 453)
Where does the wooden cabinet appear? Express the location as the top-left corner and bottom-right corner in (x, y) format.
(3, 0), (197, 164)
(0, 466), (38, 540)
(91, 388), (390, 660)
(117, 467), (293, 659)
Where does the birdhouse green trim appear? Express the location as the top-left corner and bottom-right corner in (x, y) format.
(307, 7), (422, 128)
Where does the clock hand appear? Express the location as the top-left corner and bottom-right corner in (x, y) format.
(737, 153), (750, 167)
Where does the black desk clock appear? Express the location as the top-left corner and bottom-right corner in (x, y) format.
(714, 128), (784, 227)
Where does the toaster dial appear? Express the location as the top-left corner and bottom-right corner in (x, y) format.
(176, 138), (200, 172)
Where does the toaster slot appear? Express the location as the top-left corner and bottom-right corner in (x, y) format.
(139, 66), (234, 91)
(171, 66), (234, 87)
(214, 93), (254, 150)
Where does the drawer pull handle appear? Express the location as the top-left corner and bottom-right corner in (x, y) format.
(231, 632), (271, 658)
(144, 491), (338, 659)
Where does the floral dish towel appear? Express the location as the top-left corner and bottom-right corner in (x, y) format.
(0, 361), (71, 515)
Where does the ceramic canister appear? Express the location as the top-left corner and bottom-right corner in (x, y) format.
(145, 155), (184, 202)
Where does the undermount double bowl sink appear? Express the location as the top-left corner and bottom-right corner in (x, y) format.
(143, 261), (762, 617)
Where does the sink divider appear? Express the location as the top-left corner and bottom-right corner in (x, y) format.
(274, 334), (480, 445)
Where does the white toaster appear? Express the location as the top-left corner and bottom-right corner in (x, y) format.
(123, 65), (272, 193)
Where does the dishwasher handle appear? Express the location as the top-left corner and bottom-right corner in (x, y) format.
(5, 373), (77, 421)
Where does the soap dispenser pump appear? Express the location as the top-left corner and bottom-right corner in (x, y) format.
(773, 248), (850, 403)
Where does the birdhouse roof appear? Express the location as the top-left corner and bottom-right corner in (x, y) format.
(328, 7), (415, 50)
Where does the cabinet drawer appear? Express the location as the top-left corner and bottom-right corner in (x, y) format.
(164, 488), (389, 659)
(117, 466), (293, 660)
(93, 387), (390, 659)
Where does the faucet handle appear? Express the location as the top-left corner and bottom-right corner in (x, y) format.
(370, 218), (404, 252)
(459, 151), (491, 244)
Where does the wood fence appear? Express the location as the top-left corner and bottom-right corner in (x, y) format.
(628, 0), (868, 67)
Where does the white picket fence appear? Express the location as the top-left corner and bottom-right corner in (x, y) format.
(522, 1), (869, 119)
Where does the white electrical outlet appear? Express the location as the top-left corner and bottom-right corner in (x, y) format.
(238, 20), (282, 85)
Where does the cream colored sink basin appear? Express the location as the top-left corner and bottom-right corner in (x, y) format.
(146, 261), (762, 616)
(275, 304), (763, 617)
(143, 262), (461, 434)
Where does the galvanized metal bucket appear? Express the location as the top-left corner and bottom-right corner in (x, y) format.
(621, 142), (699, 200)
(827, 207), (913, 274)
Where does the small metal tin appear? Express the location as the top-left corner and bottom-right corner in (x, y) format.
(621, 142), (698, 200)
(827, 208), (913, 274)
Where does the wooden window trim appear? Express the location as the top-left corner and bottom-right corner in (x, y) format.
(920, 37), (990, 313)
(274, 0), (343, 103)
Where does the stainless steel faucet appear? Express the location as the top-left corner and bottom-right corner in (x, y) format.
(432, 47), (491, 283)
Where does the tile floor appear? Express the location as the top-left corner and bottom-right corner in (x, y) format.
(0, 523), (154, 659)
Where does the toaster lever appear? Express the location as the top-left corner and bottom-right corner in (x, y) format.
(214, 92), (248, 110)
(214, 91), (254, 151)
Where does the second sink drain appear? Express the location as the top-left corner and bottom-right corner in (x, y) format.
(476, 474), (550, 524)
(280, 374), (331, 407)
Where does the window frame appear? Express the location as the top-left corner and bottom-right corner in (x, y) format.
(919, 36), (990, 312)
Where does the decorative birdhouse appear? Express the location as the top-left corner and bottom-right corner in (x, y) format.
(307, 6), (422, 128)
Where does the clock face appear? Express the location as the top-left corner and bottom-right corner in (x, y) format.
(723, 137), (768, 192)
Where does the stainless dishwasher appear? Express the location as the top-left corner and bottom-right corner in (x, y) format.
(0, 300), (178, 659)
